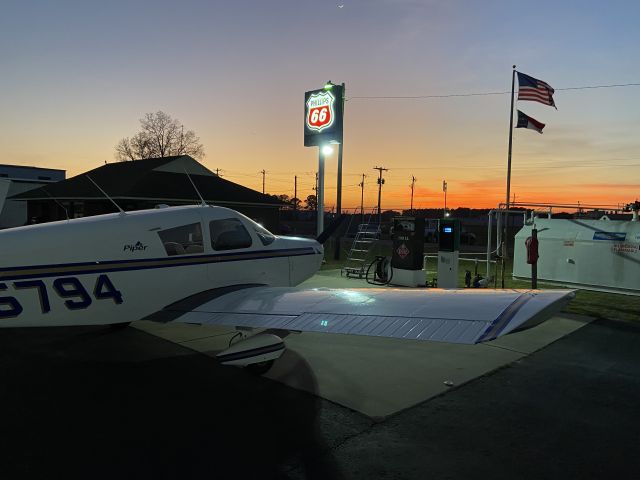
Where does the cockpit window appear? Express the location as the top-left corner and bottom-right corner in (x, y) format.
(210, 218), (252, 251)
(157, 223), (204, 256)
(252, 222), (276, 246)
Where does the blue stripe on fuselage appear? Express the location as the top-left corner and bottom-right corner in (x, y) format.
(0, 247), (316, 281)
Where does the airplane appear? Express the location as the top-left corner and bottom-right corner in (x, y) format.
(0, 202), (574, 374)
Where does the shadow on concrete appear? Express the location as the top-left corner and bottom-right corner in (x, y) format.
(0, 326), (347, 480)
(300, 318), (640, 479)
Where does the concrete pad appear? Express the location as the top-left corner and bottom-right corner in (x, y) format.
(487, 312), (593, 354)
(263, 312), (587, 418)
(133, 270), (594, 418)
(300, 269), (379, 289)
(267, 333), (521, 418)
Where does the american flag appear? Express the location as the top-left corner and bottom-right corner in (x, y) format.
(517, 72), (556, 108)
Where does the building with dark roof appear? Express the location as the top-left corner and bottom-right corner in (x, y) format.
(0, 164), (66, 228)
(11, 156), (283, 231)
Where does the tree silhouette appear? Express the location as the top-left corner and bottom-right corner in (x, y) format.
(304, 195), (317, 211)
(115, 111), (205, 161)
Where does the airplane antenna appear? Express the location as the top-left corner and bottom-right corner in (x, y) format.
(42, 188), (69, 221)
(183, 167), (206, 206)
(85, 175), (126, 215)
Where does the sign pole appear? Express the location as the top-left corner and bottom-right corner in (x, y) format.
(502, 65), (516, 288)
(317, 148), (325, 236)
(333, 83), (346, 259)
(336, 83), (345, 216)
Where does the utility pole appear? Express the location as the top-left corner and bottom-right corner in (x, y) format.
(374, 166), (388, 225)
(410, 176), (416, 215)
(260, 169), (266, 194)
(294, 175), (298, 217)
(215, 168), (221, 176)
(443, 179), (448, 216)
(359, 173), (366, 225)
(314, 172), (318, 212)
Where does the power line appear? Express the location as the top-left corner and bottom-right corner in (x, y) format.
(557, 82), (640, 91)
(351, 91), (508, 99)
(349, 82), (640, 100)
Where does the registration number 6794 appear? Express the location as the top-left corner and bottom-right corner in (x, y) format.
(0, 274), (123, 319)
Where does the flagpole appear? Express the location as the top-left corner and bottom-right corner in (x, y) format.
(502, 65), (516, 288)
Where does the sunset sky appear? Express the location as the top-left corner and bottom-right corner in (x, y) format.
(1, 0), (639, 211)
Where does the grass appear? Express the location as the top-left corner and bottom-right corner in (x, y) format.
(322, 241), (640, 324)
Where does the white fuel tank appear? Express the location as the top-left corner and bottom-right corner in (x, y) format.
(513, 217), (640, 295)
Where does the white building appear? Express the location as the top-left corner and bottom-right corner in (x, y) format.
(0, 164), (66, 228)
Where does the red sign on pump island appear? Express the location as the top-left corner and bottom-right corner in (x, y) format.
(304, 84), (344, 147)
(306, 91), (335, 131)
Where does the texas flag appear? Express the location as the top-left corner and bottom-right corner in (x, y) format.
(516, 110), (545, 134)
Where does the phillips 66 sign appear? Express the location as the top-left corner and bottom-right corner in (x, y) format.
(304, 84), (344, 147)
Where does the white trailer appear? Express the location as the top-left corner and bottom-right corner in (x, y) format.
(513, 217), (640, 295)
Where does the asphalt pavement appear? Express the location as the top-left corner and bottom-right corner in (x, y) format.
(1, 317), (639, 479)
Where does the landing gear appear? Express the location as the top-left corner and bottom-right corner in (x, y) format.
(218, 332), (284, 374)
(245, 360), (275, 376)
(108, 321), (131, 331)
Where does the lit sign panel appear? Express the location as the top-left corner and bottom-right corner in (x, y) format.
(304, 85), (344, 147)
(306, 91), (335, 132)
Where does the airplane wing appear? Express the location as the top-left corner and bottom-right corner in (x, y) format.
(149, 286), (574, 345)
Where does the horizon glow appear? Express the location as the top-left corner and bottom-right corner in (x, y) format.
(1, 0), (638, 210)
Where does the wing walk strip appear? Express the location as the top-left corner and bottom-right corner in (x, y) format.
(0, 247), (316, 281)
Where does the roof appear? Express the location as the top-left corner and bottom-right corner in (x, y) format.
(0, 164), (66, 173)
(10, 156), (283, 207)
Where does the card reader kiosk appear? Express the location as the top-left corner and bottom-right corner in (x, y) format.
(437, 218), (460, 288)
(391, 217), (426, 287)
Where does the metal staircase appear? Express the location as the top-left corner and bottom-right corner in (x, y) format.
(341, 209), (380, 278)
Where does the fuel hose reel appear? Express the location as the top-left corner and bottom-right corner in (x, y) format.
(366, 256), (393, 285)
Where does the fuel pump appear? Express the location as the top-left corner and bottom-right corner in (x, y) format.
(437, 218), (460, 288)
(390, 216), (426, 287)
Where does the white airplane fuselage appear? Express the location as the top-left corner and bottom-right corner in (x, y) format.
(0, 205), (323, 327)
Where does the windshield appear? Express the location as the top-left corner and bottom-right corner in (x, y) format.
(248, 218), (276, 246)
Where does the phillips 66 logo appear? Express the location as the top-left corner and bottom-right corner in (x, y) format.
(306, 91), (335, 132)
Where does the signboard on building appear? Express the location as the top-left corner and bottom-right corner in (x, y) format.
(304, 84), (344, 147)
